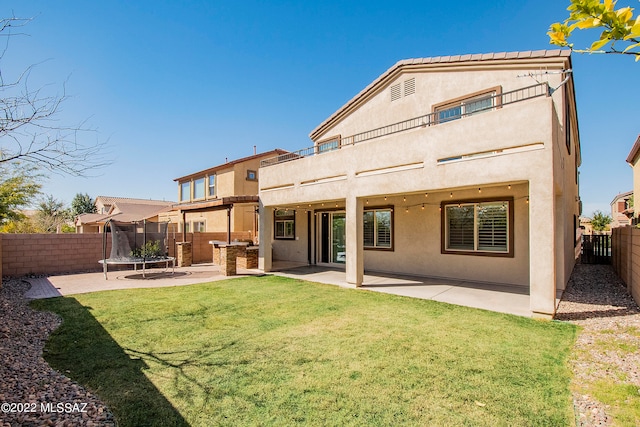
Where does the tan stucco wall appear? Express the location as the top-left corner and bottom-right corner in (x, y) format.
(176, 157), (264, 203)
(232, 160), (261, 197)
(364, 185), (529, 286)
(259, 59), (580, 316)
(164, 203), (257, 238)
(312, 67), (566, 143)
(260, 100), (561, 289)
(270, 185), (529, 286)
(272, 211), (309, 263)
(260, 98), (553, 204)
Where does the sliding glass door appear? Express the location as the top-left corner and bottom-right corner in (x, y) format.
(319, 212), (346, 265)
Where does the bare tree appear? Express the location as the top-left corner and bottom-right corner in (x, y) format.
(0, 16), (110, 176)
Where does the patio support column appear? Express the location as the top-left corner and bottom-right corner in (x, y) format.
(346, 196), (364, 287)
(529, 181), (557, 318)
(226, 206), (232, 244)
(259, 202), (273, 272)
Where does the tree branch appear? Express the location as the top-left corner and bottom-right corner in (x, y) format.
(0, 16), (111, 177)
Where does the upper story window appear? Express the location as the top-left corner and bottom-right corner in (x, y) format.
(246, 170), (257, 181)
(180, 182), (190, 202)
(433, 87), (501, 124)
(208, 175), (216, 197)
(194, 178), (205, 199)
(317, 136), (341, 153)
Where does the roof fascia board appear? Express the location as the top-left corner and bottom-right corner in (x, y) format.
(173, 195), (259, 212)
(626, 135), (640, 164)
(174, 149), (287, 182)
(610, 190), (634, 205)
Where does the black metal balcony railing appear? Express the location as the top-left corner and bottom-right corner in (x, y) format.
(260, 82), (550, 167)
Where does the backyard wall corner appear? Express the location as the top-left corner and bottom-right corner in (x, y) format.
(611, 226), (640, 307)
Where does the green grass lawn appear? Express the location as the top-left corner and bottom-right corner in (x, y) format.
(31, 275), (577, 427)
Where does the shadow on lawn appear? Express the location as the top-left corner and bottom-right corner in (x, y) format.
(32, 297), (190, 427)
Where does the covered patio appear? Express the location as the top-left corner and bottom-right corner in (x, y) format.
(270, 262), (544, 317)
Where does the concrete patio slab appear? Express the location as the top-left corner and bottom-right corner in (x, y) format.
(24, 263), (262, 299)
(22, 262), (534, 317)
(272, 265), (532, 317)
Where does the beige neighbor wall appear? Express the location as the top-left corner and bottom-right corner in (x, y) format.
(612, 227), (640, 306)
(213, 158), (260, 198)
(233, 160), (261, 196)
(176, 157), (262, 203)
(174, 203), (257, 238)
(182, 204), (257, 235)
(1, 234), (112, 277)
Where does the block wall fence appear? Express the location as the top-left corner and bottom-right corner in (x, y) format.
(611, 227), (640, 307)
(0, 231), (253, 286)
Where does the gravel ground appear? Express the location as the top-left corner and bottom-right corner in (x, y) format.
(0, 278), (115, 427)
(555, 264), (640, 427)
(1, 264), (638, 426)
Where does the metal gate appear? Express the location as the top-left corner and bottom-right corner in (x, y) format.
(581, 234), (611, 264)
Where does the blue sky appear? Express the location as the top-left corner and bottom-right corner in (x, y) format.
(2, 0), (638, 217)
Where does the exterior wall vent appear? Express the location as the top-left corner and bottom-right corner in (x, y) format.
(404, 78), (416, 96)
(391, 78), (415, 101)
(390, 83), (401, 101)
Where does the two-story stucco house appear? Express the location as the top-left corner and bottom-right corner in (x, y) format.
(258, 50), (581, 318)
(160, 149), (287, 242)
(609, 190), (633, 228)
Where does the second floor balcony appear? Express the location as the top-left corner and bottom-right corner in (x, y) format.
(261, 82), (551, 168)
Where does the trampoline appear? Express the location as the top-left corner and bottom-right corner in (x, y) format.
(100, 219), (175, 279)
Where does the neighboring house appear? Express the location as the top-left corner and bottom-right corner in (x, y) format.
(159, 149), (287, 243)
(258, 50), (581, 318)
(626, 134), (640, 224)
(75, 196), (174, 233)
(580, 216), (594, 235)
(610, 190), (633, 228)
